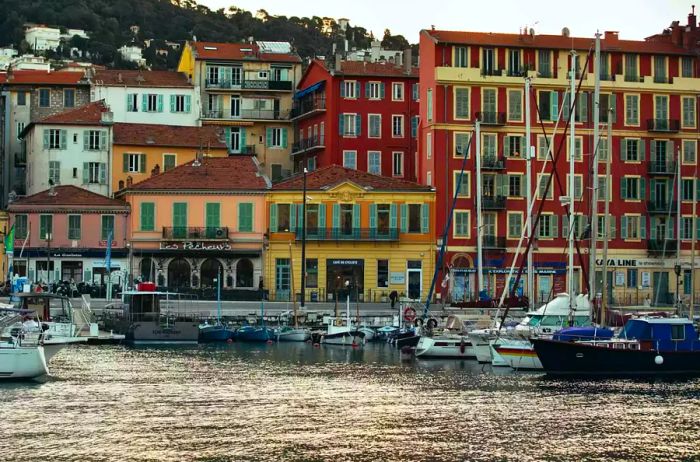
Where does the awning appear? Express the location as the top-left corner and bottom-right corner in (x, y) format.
(294, 81), (325, 99)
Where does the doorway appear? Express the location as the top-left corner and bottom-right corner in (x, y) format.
(653, 271), (671, 305)
(407, 260), (422, 300)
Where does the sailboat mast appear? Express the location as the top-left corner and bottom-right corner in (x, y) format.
(677, 146), (682, 312)
(692, 172), (697, 320)
(590, 32), (601, 309)
(601, 113), (612, 326)
(475, 119), (484, 298)
(525, 77), (534, 308)
(568, 51), (577, 316)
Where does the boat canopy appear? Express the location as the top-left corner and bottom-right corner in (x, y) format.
(553, 327), (614, 341)
(619, 317), (699, 351)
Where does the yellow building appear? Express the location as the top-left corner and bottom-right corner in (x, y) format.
(265, 166), (435, 303)
(112, 123), (229, 192)
(177, 40), (302, 182)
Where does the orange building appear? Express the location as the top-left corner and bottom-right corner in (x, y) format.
(112, 123), (229, 192)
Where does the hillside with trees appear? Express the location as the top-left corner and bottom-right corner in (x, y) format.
(0, 0), (413, 69)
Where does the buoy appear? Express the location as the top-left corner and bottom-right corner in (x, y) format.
(226, 338), (233, 344)
(655, 355), (664, 365)
(313, 342), (320, 348)
(266, 340), (274, 345)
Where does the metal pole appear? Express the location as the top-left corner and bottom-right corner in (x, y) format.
(677, 146), (682, 312)
(300, 167), (307, 308)
(568, 51), (577, 316)
(600, 112), (612, 326)
(217, 267), (221, 323)
(46, 232), (51, 286)
(692, 173), (697, 320)
(475, 120), (483, 298)
(524, 77), (534, 309)
(590, 32), (601, 310)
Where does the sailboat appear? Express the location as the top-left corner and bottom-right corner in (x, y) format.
(0, 308), (50, 380)
(321, 282), (365, 346)
(237, 299), (274, 342)
(199, 270), (236, 342)
(275, 244), (311, 342)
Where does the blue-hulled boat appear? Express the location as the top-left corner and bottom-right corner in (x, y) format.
(236, 325), (273, 342)
(199, 322), (236, 342)
(532, 317), (700, 376)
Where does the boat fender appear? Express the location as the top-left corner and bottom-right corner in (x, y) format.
(266, 340), (274, 345)
(655, 355), (664, 365)
(313, 342), (320, 348)
(427, 318), (438, 329)
(226, 338), (233, 344)
(403, 307), (417, 322)
(460, 339), (466, 354)
(415, 318), (424, 327)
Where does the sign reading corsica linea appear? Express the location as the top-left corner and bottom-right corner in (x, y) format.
(160, 241), (233, 251)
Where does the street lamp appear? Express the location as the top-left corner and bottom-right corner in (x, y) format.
(45, 232), (52, 286)
(300, 166), (308, 309)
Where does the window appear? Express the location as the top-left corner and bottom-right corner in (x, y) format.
(377, 260), (389, 287)
(339, 204), (354, 236)
(14, 215), (28, 240)
(625, 94), (639, 125)
(569, 137), (582, 161)
(171, 94), (191, 113)
(145, 94), (160, 112)
(392, 82), (404, 101)
(49, 161), (60, 185)
(305, 259), (318, 288)
(17, 91), (26, 106)
(64, 89), (75, 108)
(84, 162), (106, 184)
(412, 83), (419, 101)
(627, 269), (638, 288)
(101, 215), (115, 241)
(655, 95), (669, 123)
(599, 93), (616, 123)
(274, 204), (290, 232)
(125, 153), (145, 173)
(538, 174), (553, 199)
(305, 204), (320, 232)
(426, 171), (432, 186)
(392, 152), (404, 177)
(568, 175), (583, 199)
(368, 151), (381, 174)
(508, 213), (522, 238)
(236, 202), (253, 232)
(454, 87), (470, 119)
(508, 49), (521, 75)
(538, 214), (556, 238)
(39, 215), (53, 240)
(482, 88), (497, 115)
(38, 88), (50, 107)
(267, 127), (286, 148)
(427, 88), (433, 122)
(537, 135), (550, 160)
(368, 114), (381, 138)
(622, 138), (641, 162)
(682, 57), (694, 78)
(163, 154), (176, 171)
(683, 140), (696, 164)
(598, 137), (608, 161)
(376, 204), (391, 235)
(682, 179), (695, 201)
(504, 135), (524, 157)
(622, 215), (642, 239)
(307, 156), (316, 172)
(68, 215), (81, 240)
(508, 174), (523, 197)
(454, 211), (470, 237)
(671, 324), (685, 341)
(621, 177), (643, 200)
(653, 56), (667, 82)
(454, 46), (468, 67)
(46, 129), (63, 149)
(205, 203), (221, 231)
(411, 115), (419, 138)
(482, 133), (497, 158)
(85, 130), (105, 151)
(367, 81), (382, 99)
(341, 113), (359, 136)
(682, 96), (696, 128)
(140, 202), (155, 231)
(407, 204), (421, 233)
(426, 133), (432, 159)
(455, 171), (470, 197)
(343, 150), (357, 169)
(342, 80), (358, 98)
(538, 90), (558, 121)
(482, 48), (495, 75)
(508, 90), (522, 121)
(624, 54), (638, 80)
(538, 50), (551, 77)
(207, 66), (220, 85)
(392, 115), (404, 137)
(127, 94), (138, 112)
(681, 217), (693, 240)
(598, 175), (608, 202)
(455, 132), (470, 157)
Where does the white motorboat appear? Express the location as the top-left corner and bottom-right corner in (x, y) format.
(0, 337), (49, 380)
(276, 326), (311, 342)
(468, 328), (498, 363)
(415, 334), (475, 358)
(492, 337), (542, 370)
(357, 326), (375, 342)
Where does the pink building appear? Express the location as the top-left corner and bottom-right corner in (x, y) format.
(8, 185), (130, 284)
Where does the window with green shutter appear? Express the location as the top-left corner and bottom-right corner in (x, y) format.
(140, 202), (155, 231)
(39, 215), (52, 240)
(68, 215), (81, 240)
(173, 202), (187, 237)
(238, 203), (253, 232)
(163, 154), (176, 171)
(205, 203), (221, 238)
(101, 215), (115, 241)
(14, 215), (28, 239)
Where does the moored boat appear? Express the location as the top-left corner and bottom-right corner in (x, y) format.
(275, 326), (311, 342)
(236, 325), (273, 342)
(415, 334), (475, 358)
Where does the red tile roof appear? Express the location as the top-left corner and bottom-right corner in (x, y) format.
(93, 70), (192, 88)
(272, 165), (433, 191)
(191, 41), (301, 63)
(38, 100), (109, 125)
(337, 60), (419, 78)
(0, 69), (88, 85)
(8, 186), (128, 210)
(423, 29), (693, 56)
(123, 157), (268, 192)
(113, 123), (227, 149)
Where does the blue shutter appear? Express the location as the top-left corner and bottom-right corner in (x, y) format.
(621, 216), (628, 239)
(355, 114), (361, 136)
(270, 203), (278, 232)
(281, 128), (288, 148)
(369, 203), (377, 238)
(639, 178), (646, 201)
(290, 204), (297, 232)
(318, 204), (326, 233)
(421, 204), (429, 233)
(83, 131), (89, 150)
(185, 95), (191, 113)
(620, 139), (627, 161)
(338, 114), (344, 135)
(667, 220), (675, 239)
(332, 204), (340, 238)
(340, 81), (345, 97)
(649, 179), (656, 203)
(99, 131), (106, 150)
(355, 82), (360, 98)
(641, 217), (647, 239)
(650, 217), (657, 240)
(411, 116), (418, 137)
(43, 129), (49, 149)
(224, 127), (231, 150)
(266, 128), (273, 147)
(551, 91), (559, 121)
(364, 82), (370, 98)
(125, 93), (131, 111)
(352, 204), (360, 238)
(412, 83), (419, 101)
(59, 130), (67, 150)
(400, 204), (408, 233)
(240, 128), (246, 151)
(380, 83), (385, 99)
(82, 163), (89, 184)
(390, 203), (397, 230)
(639, 139), (645, 161)
(99, 163), (107, 184)
(621, 177), (628, 199)
(610, 93), (617, 122)
(169, 95), (175, 112)
(157, 94), (164, 112)
(551, 215), (559, 237)
(141, 94), (147, 112)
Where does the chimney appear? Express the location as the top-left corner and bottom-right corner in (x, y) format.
(151, 164), (160, 177)
(334, 53), (342, 72)
(117, 72), (123, 83)
(604, 31), (619, 44)
(403, 48), (412, 74)
(394, 52), (401, 68)
(690, 5), (697, 30)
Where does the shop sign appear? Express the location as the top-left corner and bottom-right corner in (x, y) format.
(389, 272), (405, 284)
(615, 271), (625, 286)
(328, 259), (364, 266)
(160, 241), (233, 251)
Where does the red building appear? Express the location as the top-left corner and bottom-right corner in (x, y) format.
(291, 58), (419, 181)
(419, 11), (700, 306)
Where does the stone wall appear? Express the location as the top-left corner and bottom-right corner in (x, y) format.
(30, 86), (91, 122)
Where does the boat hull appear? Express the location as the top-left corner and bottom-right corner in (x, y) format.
(468, 332), (493, 363)
(0, 346), (49, 380)
(276, 329), (311, 342)
(394, 332), (420, 349)
(199, 326), (236, 343)
(494, 340), (542, 370)
(321, 331), (364, 346)
(415, 336), (475, 359)
(489, 340), (509, 367)
(532, 339), (700, 376)
(127, 321), (200, 345)
(236, 327), (273, 342)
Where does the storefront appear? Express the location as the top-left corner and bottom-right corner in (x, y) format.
(325, 259), (364, 301)
(12, 248), (128, 285)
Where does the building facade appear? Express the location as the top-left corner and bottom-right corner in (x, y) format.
(177, 40), (302, 181)
(419, 11), (700, 306)
(7, 185), (129, 285)
(90, 70), (200, 126)
(292, 59), (419, 181)
(112, 123), (228, 191)
(117, 156), (269, 292)
(23, 101), (113, 197)
(265, 165), (435, 303)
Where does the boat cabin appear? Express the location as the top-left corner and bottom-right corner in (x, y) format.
(619, 318), (700, 352)
(526, 314), (590, 329)
(444, 314), (491, 333)
(13, 293), (72, 323)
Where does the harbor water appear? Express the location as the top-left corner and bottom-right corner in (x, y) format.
(1, 343), (700, 462)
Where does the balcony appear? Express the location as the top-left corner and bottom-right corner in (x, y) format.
(624, 74), (644, 83)
(481, 68), (504, 77)
(291, 98), (326, 120)
(230, 145), (256, 156)
(537, 69), (554, 78)
(291, 136), (325, 156)
(294, 227), (399, 241)
(481, 195), (506, 210)
(205, 79), (293, 91)
(647, 200), (677, 214)
(203, 109), (223, 119)
(162, 227), (229, 240)
(239, 109), (290, 120)
(483, 236), (506, 250)
(205, 79), (239, 89)
(475, 111), (506, 125)
(481, 155), (505, 170)
(653, 75), (673, 84)
(648, 160), (676, 175)
(647, 239), (677, 256)
(646, 119), (680, 133)
(598, 73), (615, 81)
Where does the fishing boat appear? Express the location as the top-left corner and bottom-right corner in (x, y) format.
(532, 317), (700, 376)
(320, 281), (364, 347)
(275, 325), (311, 342)
(237, 299), (273, 342)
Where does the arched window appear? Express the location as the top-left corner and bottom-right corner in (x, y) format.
(200, 258), (223, 288)
(167, 258), (191, 288)
(236, 259), (254, 287)
(139, 258), (155, 282)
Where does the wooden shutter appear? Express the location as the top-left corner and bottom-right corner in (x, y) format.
(269, 204), (278, 232)
(239, 203), (253, 232)
(369, 204), (377, 230)
(550, 91), (559, 121)
(141, 202), (155, 231)
(141, 94), (148, 112)
(266, 128), (273, 147)
(99, 163), (107, 184)
(640, 217), (647, 239)
(639, 178), (646, 200)
(43, 129), (49, 149)
(620, 139), (627, 161)
(59, 130), (67, 149)
(173, 203), (187, 231)
(206, 203), (220, 228)
(421, 204), (429, 233)
(157, 94), (164, 112)
(639, 139), (646, 161)
(281, 128), (288, 148)
(82, 163), (89, 184)
(169, 95), (175, 112)
(318, 204), (326, 231)
(621, 216), (628, 239)
(185, 95), (191, 113)
(355, 114), (361, 136)
(389, 204), (397, 230)
(290, 204), (297, 232)
(338, 114), (345, 135)
(400, 204), (408, 233)
(99, 131), (106, 150)
(380, 82), (386, 99)
(83, 130), (90, 150)
(139, 154), (146, 173)
(352, 204), (360, 238)
(339, 81), (345, 97)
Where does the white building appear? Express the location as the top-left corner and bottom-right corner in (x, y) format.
(0, 47), (18, 70)
(118, 45), (146, 66)
(61, 29), (89, 40)
(90, 70), (200, 126)
(25, 25), (61, 51)
(23, 100), (114, 197)
(346, 40), (407, 64)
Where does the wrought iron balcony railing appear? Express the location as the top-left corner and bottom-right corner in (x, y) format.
(162, 227), (229, 240)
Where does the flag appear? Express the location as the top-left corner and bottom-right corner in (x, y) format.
(105, 231), (113, 272)
(441, 271), (450, 288)
(4, 225), (14, 255)
(18, 222), (30, 259)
